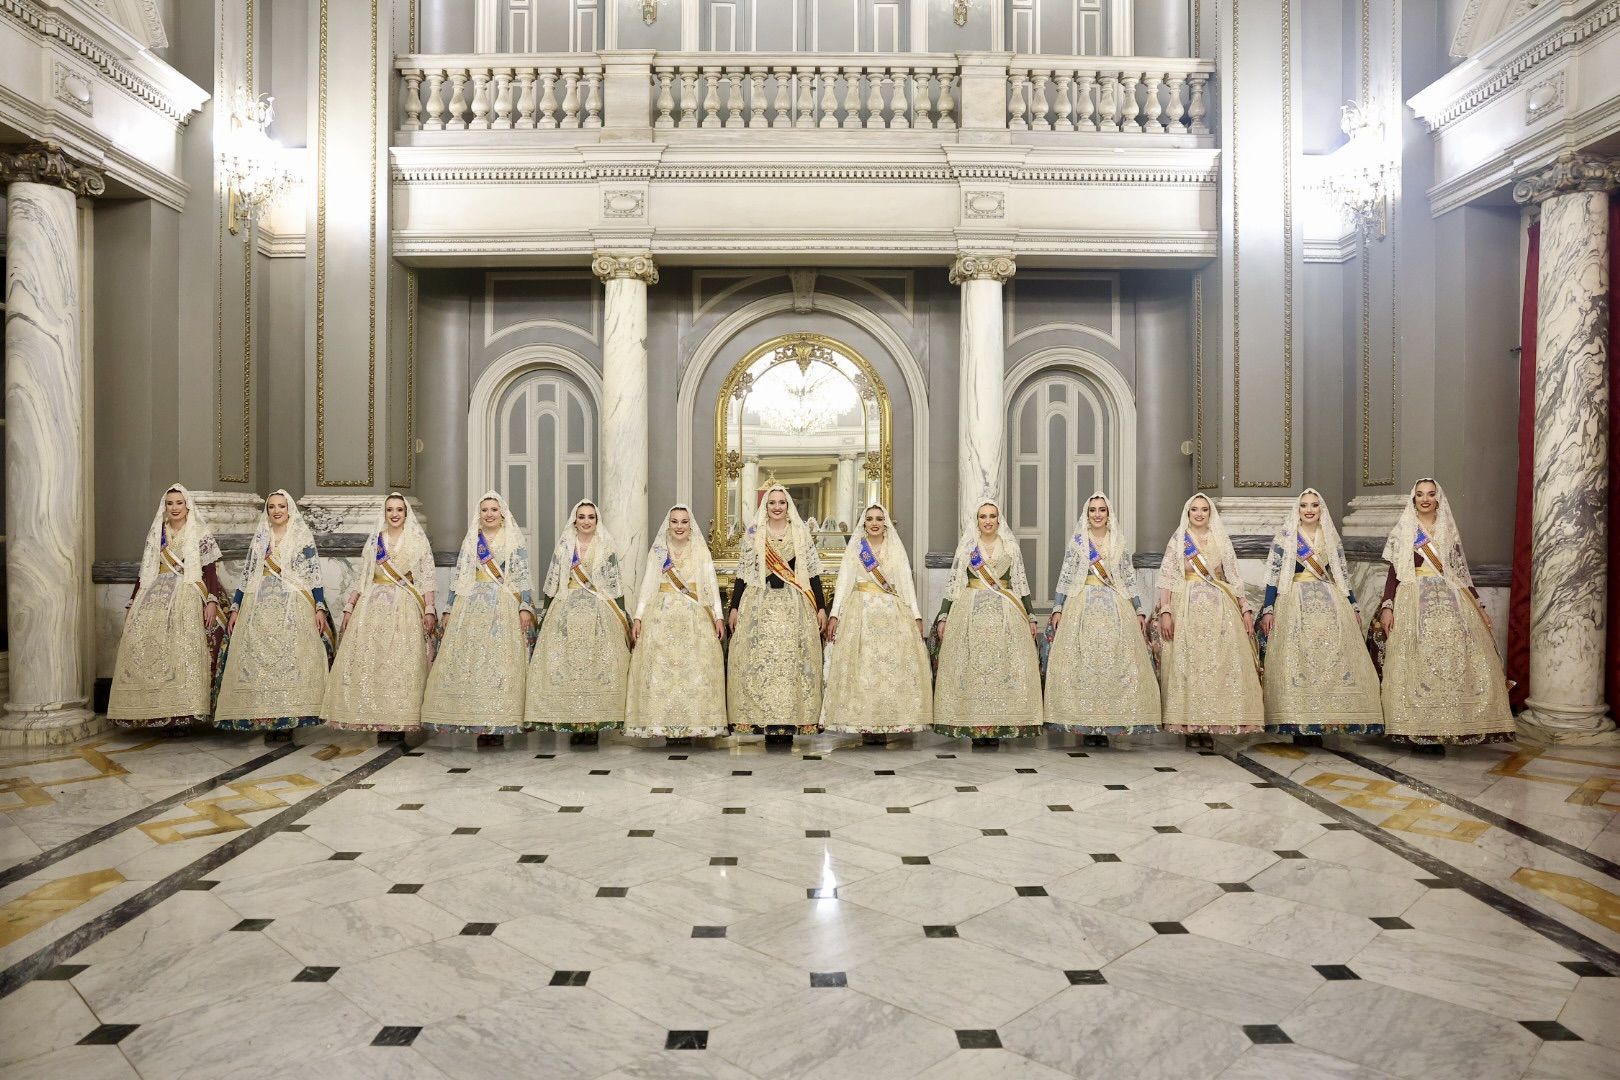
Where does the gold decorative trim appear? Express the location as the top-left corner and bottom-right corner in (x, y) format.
(389, 269), (417, 490)
(213, 0), (252, 486)
(1193, 274), (1218, 490)
(1231, 0), (1294, 489)
(313, 0), (379, 487)
(1361, 0), (1398, 487)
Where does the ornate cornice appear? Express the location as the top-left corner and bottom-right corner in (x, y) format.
(948, 254), (1015, 285)
(0, 140), (105, 195)
(1513, 151), (1620, 205)
(592, 252), (659, 285)
(392, 161), (1219, 187)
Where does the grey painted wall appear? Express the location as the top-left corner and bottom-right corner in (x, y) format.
(1130, 269), (1194, 548)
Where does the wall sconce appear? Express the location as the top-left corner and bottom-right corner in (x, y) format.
(1324, 100), (1392, 240)
(641, 0), (662, 24)
(951, 0), (977, 26)
(217, 89), (296, 235)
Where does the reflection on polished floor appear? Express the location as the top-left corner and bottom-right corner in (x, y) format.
(0, 729), (1617, 1080)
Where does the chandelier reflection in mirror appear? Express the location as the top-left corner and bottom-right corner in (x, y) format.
(750, 358), (863, 436)
(218, 89), (297, 235)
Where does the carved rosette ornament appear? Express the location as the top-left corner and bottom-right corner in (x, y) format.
(591, 252), (660, 285)
(1512, 152), (1620, 206)
(948, 253), (1016, 285)
(0, 141), (106, 197)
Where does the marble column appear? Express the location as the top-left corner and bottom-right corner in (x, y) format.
(740, 455), (760, 521)
(1, 144), (106, 745)
(835, 452), (856, 528)
(951, 254), (1016, 524)
(593, 252), (658, 596)
(1512, 153), (1619, 745)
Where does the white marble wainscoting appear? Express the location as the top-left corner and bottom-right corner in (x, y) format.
(0, 728), (1616, 1080)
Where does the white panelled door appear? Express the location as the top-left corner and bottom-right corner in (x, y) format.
(495, 369), (596, 563)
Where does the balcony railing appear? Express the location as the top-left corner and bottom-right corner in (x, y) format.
(395, 51), (1215, 138)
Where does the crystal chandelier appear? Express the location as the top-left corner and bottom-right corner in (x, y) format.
(751, 363), (859, 436)
(1322, 100), (1391, 240)
(218, 89), (297, 235)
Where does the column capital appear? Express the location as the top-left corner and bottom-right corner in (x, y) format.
(949, 253), (1016, 285)
(592, 252), (660, 285)
(0, 141), (106, 197)
(1512, 152), (1620, 206)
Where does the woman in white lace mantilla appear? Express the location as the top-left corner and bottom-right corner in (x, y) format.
(1154, 493), (1264, 746)
(726, 485), (828, 745)
(320, 493), (437, 737)
(625, 504), (728, 742)
(932, 499), (1043, 746)
(822, 503), (932, 741)
(1256, 488), (1383, 743)
(109, 485), (229, 730)
(525, 500), (630, 743)
(1044, 492), (1160, 747)
(214, 491), (334, 740)
(421, 491), (535, 744)
(1373, 478), (1513, 752)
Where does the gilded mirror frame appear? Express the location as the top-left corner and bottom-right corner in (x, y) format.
(709, 332), (893, 561)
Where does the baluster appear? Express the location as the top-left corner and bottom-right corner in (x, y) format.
(468, 68), (492, 129)
(1188, 72), (1210, 134)
(891, 70), (913, 129)
(936, 69), (956, 129)
(795, 67), (816, 128)
(400, 69), (423, 130)
(771, 67), (791, 127)
(582, 71), (603, 128)
(1141, 72), (1164, 133)
(421, 70), (446, 130)
(444, 70), (470, 130)
(560, 71), (581, 129)
(1028, 72), (1051, 130)
(1074, 72), (1096, 131)
(514, 71), (537, 129)
(1163, 73), (1187, 133)
(1096, 73), (1119, 132)
(701, 68), (722, 128)
(841, 67), (861, 128)
(1007, 71), (1028, 130)
(654, 68), (676, 128)
(750, 70), (769, 127)
(491, 68), (515, 129)
(726, 69), (746, 127)
(1052, 72), (1073, 131)
(678, 68), (699, 128)
(1119, 72), (1142, 132)
(536, 71), (559, 129)
(817, 66), (839, 128)
(865, 66), (886, 127)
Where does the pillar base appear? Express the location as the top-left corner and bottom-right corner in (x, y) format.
(1516, 698), (1619, 747)
(0, 704), (102, 746)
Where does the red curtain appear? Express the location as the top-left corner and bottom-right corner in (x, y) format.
(1508, 197), (1620, 712)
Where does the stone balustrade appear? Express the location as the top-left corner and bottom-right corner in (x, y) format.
(394, 51), (1216, 139)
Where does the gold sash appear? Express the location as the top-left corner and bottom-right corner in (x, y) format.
(661, 564), (701, 606)
(161, 545), (223, 625)
(264, 550), (318, 613)
(972, 556), (1028, 620)
(375, 556), (425, 613)
(764, 540), (819, 610)
(478, 552), (524, 606)
(570, 560), (632, 641)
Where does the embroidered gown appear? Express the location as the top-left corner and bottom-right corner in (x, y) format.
(1156, 523), (1265, 735)
(727, 531), (827, 733)
(933, 540), (1044, 738)
(625, 523), (728, 739)
(525, 514), (631, 733)
(822, 528), (933, 735)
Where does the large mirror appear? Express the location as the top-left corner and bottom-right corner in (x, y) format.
(710, 332), (892, 563)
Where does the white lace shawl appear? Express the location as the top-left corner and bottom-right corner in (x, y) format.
(136, 484), (222, 589)
(239, 489), (323, 599)
(830, 503), (921, 620)
(1155, 493), (1248, 613)
(356, 492), (434, 602)
(542, 499), (623, 599)
(944, 497), (1030, 604)
(1381, 478), (1475, 589)
(1266, 488), (1353, 607)
(736, 484), (822, 592)
(450, 490), (530, 606)
(634, 504), (722, 620)
(1054, 491), (1136, 607)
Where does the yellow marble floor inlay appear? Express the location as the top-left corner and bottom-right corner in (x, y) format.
(312, 743), (367, 761)
(1512, 867), (1620, 934)
(1489, 749), (1620, 808)
(0, 869), (127, 947)
(1252, 742), (1309, 760)
(0, 738), (162, 812)
(1305, 772), (1489, 842)
(139, 775), (319, 844)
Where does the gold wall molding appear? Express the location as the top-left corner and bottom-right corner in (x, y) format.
(214, 0), (253, 486)
(313, 0), (380, 487)
(389, 269), (418, 490)
(1358, 0), (1398, 487)
(1193, 274), (1219, 490)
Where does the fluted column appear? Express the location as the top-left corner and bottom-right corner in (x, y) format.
(1512, 153), (1618, 744)
(593, 252), (658, 595)
(951, 254), (1016, 523)
(1, 144), (105, 744)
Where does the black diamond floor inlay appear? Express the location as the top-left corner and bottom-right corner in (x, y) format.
(1065, 970), (1107, 985)
(804, 787), (826, 794)
(1519, 1020), (1581, 1042)
(956, 1029), (1002, 1049)
(597, 887), (629, 897)
(806, 830), (831, 838)
(1218, 882), (1253, 893)
(1090, 853), (1122, 863)
(733, 770), (753, 776)
(231, 919), (273, 932)
(668, 754), (688, 761)
(923, 925), (958, 938)
(1068, 752), (1090, 758)
(452, 827), (481, 836)
(38, 964), (88, 981)
(447, 767), (471, 774)
(652, 787), (674, 794)
(811, 971), (848, 987)
(692, 925), (727, 938)
(329, 851), (361, 860)
(1274, 850), (1307, 859)
(388, 883), (424, 894)
(666, 1030), (708, 1050)
(78, 1024), (139, 1046)
(499, 785), (522, 792)
(1105, 784), (1129, 791)
(875, 770), (896, 776)
(981, 828), (1008, 836)
(1313, 965), (1359, 981)
(534, 753), (555, 759)
(1015, 886), (1048, 897)
(1242, 1025), (1292, 1045)
(628, 829), (654, 837)
(1371, 916), (1412, 930)
(723, 807), (746, 815)
(372, 1026), (423, 1047)
(398, 803), (424, 810)
(711, 857), (739, 866)
(955, 786), (979, 793)
(1560, 961), (1615, 977)
(886, 806), (910, 814)
(1153, 826), (1181, 834)
(1154, 767), (1178, 773)
(803, 755), (822, 760)
(551, 970), (590, 986)
(1150, 922), (1188, 935)
(461, 923), (498, 936)
(590, 769), (611, 775)
(518, 855), (547, 864)
(1016, 768), (1038, 774)
(1206, 802), (1233, 809)
(558, 806), (584, 814)
(937, 754), (957, 759)
(901, 856), (931, 865)
(807, 888), (838, 900)
(1048, 804), (1074, 812)
(293, 966), (340, 982)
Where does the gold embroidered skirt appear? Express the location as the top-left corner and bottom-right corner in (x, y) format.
(1263, 579), (1384, 733)
(214, 574), (328, 727)
(626, 589), (728, 738)
(727, 584), (823, 733)
(1381, 576), (1514, 743)
(933, 586), (1043, 737)
(823, 585), (932, 734)
(320, 582), (429, 733)
(108, 575), (215, 725)
(1160, 580), (1264, 734)
(421, 582), (530, 735)
(525, 588), (629, 731)
(1044, 583), (1160, 734)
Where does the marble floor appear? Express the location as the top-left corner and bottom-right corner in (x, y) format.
(0, 727), (1617, 1080)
